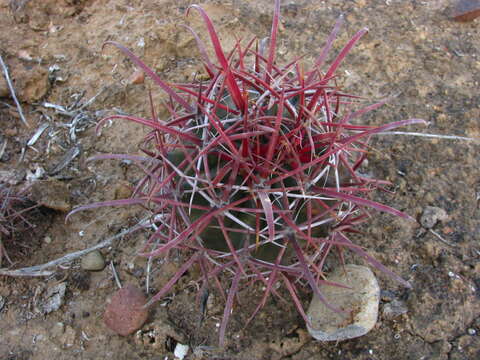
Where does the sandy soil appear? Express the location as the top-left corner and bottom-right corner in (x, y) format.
(0, 0), (479, 359)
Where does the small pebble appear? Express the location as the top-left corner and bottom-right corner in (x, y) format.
(420, 206), (448, 229)
(467, 328), (476, 335)
(41, 282), (66, 314)
(81, 250), (106, 271)
(382, 299), (408, 320)
(104, 284), (149, 336)
(174, 343), (189, 360)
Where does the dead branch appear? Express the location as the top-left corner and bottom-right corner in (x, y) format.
(0, 53), (29, 127)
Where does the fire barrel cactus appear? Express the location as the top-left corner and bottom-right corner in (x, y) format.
(70, 1), (425, 345)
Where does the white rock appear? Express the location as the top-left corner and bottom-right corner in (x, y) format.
(174, 343), (189, 360)
(307, 264), (380, 341)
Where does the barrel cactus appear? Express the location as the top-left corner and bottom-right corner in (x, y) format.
(70, 1), (425, 345)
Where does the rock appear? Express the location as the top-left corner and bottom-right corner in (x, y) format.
(104, 284), (149, 336)
(41, 282), (66, 314)
(453, 0), (480, 22)
(307, 264), (380, 341)
(174, 343), (189, 360)
(81, 250), (106, 271)
(420, 206), (448, 229)
(382, 299), (408, 320)
(14, 65), (50, 103)
(30, 179), (71, 211)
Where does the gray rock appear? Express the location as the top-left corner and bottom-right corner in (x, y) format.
(307, 264), (380, 341)
(41, 282), (66, 314)
(420, 206), (448, 229)
(382, 299), (408, 320)
(81, 250), (106, 271)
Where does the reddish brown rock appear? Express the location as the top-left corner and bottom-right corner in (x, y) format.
(104, 284), (149, 336)
(13, 64), (49, 103)
(453, 0), (480, 22)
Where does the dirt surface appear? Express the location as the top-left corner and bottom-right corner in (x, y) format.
(0, 0), (479, 359)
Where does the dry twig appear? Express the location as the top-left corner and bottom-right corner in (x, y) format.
(0, 54), (29, 127)
(110, 261), (122, 289)
(0, 220), (147, 277)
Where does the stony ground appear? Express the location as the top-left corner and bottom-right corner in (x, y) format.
(0, 1), (479, 359)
